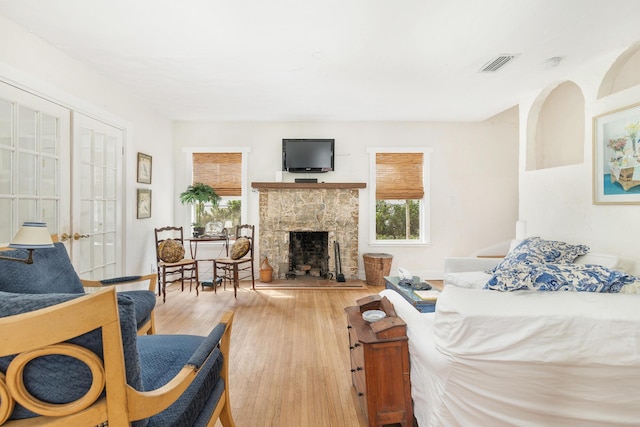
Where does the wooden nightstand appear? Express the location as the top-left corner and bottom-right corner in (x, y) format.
(345, 295), (413, 427)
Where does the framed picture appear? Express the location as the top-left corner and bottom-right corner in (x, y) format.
(137, 152), (152, 184)
(593, 102), (640, 204)
(137, 189), (152, 219)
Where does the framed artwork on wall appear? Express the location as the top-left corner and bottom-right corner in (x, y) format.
(137, 189), (152, 219)
(137, 152), (152, 184)
(593, 102), (640, 204)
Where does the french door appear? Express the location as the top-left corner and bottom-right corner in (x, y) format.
(0, 82), (124, 279)
(70, 112), (124, 280)
(0, 83), (70, 243)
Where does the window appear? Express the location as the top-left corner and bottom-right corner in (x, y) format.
(368, 148), (431, 244)
(191, 152), (243, 236)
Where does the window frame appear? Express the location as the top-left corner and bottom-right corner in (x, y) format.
(367, 147), (432, 246)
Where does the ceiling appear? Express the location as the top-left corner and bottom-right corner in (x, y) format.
(1, 0), (639, 122)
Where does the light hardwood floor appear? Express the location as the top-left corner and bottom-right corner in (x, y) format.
(154, 280), (384, 427)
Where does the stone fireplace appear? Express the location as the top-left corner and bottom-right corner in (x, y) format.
(254, 182), (365, 280)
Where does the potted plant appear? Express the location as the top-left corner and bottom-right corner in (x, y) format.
(179, 182), (221, 237)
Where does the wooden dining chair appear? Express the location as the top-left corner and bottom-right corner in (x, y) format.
(154, 226), (198, 302)
(213, 224), (255, 297)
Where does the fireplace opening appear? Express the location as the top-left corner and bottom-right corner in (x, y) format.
(288, 231), (330, 279)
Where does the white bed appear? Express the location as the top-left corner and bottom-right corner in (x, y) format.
(380, 286), (640, 427)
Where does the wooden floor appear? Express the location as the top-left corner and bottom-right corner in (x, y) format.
(154, 280), (384, 427)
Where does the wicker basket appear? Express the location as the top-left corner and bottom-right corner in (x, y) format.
(363, 253), (393, 286)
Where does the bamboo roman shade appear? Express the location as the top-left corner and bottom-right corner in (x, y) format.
(192, 153), (242, 197)
(376, 153), (424, 200)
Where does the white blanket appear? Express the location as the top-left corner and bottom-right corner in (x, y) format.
(380, 288), (640, 427)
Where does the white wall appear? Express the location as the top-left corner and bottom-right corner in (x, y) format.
(519, 47), (640, 275)
(0, 15), (174, 275)
(173, 107), (519, 280)
(0, 13), (521, 281)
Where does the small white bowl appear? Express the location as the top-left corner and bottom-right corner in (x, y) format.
(362, 309), (386, 323)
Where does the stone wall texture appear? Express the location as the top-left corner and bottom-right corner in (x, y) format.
(258, 188), (360, 279)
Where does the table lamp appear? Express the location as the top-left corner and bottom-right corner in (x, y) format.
(0, 222), (54, 264)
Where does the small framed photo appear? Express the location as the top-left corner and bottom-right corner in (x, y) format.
(137, 189), (152, 219)
(593, 102), (640, 204)
(137, 152), (152, 184)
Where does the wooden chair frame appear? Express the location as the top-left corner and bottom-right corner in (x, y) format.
(80, 276), (157, 335)
(213, 224), (255, 298)
(0, 288), (236, 426)
(154, 226), (199, 303)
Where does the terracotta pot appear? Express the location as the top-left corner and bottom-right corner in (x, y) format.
(260, 257), (273, 283)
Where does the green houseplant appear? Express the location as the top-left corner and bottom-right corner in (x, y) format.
(179, 182), (221, 237)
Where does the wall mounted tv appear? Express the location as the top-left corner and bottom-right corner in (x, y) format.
(282, 138), (335, 173)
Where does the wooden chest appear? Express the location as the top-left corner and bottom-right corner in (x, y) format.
(345, 295), (413, 427)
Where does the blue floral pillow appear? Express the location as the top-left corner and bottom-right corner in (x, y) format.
(485, 263), (639, 293)
(489, 237), (590, 273)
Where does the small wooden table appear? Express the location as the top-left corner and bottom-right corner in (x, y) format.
(384, 276), (439, 313)
(186, 236), (229, 259)
(186, 236), (229, 290)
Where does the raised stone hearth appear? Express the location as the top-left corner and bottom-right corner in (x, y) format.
(254, 183), (365, 280)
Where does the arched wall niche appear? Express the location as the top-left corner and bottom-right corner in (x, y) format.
(598, 43), (640, 99)
(526, 80), (585, 171)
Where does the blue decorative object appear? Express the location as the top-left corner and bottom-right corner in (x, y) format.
(488, 237), (589, 273)
(485, 263), (640, 293)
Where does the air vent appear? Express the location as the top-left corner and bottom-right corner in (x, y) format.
(479, 54), (520, 73)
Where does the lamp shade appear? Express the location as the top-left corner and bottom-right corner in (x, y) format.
(224, 221), (233, 229)
(8, 222), (54, 249)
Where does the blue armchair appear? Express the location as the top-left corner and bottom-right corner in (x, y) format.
(0, 241), (157, 335)
(0, 287), (236, 426)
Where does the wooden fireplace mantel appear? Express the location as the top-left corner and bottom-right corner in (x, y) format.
(251, 182), (366, 190)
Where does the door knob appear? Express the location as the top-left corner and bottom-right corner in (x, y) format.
(60, 232), (70, 242)
(73, 233), (90, 240)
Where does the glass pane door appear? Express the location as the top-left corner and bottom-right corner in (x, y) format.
(72, 112), (123, 280)
(0, 83), (70, 243)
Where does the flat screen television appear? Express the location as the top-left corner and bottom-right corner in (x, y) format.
(282, 138), (335, 173)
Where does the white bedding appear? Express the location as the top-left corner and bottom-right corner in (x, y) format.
(380, 288), (640, 427)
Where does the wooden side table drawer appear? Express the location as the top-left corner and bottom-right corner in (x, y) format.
(348, 327), (366, 393)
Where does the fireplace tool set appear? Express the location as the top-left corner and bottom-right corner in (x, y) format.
(334, 241), (346, 282)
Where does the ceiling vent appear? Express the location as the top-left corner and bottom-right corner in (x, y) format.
(479, 54), (520, 73)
